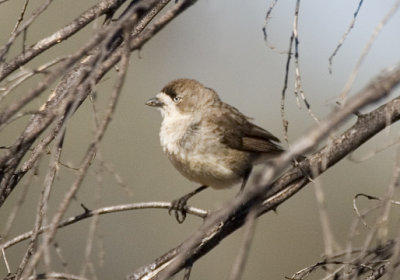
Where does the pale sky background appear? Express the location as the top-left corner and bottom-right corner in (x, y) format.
(1, 0), (400, 279)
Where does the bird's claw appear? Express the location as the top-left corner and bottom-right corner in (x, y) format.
(169, 197), (189, 223)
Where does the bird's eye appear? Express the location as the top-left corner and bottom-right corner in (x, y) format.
(173, 96), (182, 103)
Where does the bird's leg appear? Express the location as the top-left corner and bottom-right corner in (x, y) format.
(238, 167), (252, 194)
(169, 185), (208, 223)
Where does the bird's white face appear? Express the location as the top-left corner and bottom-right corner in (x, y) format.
(153, 91), (184, 119)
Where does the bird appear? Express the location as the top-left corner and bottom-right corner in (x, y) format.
(146, 79), (283, 223)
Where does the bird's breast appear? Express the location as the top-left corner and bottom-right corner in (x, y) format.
(159, 117), (251, 188)
(159, 115), (194, 155)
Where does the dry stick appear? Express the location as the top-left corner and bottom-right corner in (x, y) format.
(292, 0), (319, 124)
(41, 133), (68, 272)
(339, 0), (400, 101)
(53, 243), (70, 274)
(280, 31), (294, 144)
(1, 202), (207, 251)
(78, 113), (107, 277)
(27, 272), (89, 280)
(262, 0), (283, 52)
(262, 0), (278, 41)
(352, 194), (381, 229)
(376, 149), (400, 242)
(336, 241), (395, 280)
(311, 166), (340, 259)
(0, 30), (105, 131)
(328, 0), (364, 74)
(342, 151), (400, 280)
(348, 137), (400, 163)
(128, 66), (400, 280)
(288, 248), (366, 279)
(84, 28), (131, 278)
(79, 168), (102, 277)
(103, 162), (134, 197)
(1, 242), (11, 274)
(128, 0), (198, 52)
(343, 199), (379, 279)
(348, 150), (400, 280)
(11, 0), (30, 36)
(387, 222), (400, 280)
(292, 0), (301, 107)
(0, 57), (66, 103)
(0, 0), (54, 63)
(279, 0), (302, 144)
(1, 170), (34, 239)
(182, 266), (192, 280)
(78, 33), (132, 272)
(85, 264), (97, 280)
(229, 209), (258, 280)
(15, 130), (66, 279)
(0, 0), (127, 81)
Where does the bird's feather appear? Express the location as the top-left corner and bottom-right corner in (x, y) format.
(213, 104), (283, 154)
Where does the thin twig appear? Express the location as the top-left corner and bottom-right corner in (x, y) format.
(262, 0), (285, 53)
(291, 0), (319, 123)
(339, 0), (400, 101)
(1, 169), (35, 239)
(11, 0), (30, 35)
(1, 241), (11, 274)
(348, 137), (400, 162)
(311, 166), (340, 259)
(27, 272), (89, 280)
(0, 202), (208, 251)
(229, 209), (258, 280)
(328, 0), (364, 73)
(0, 0), (54, 63)
(0, 0), (127, 81)
(0, 57), (66, 103)
(352, 193), (381, 229)
(14, 129), (65, 278)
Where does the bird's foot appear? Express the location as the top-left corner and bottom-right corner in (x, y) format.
(168, 185), (208, 223)
(169, 195), (190, 223)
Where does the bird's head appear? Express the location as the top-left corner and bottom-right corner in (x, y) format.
(146, 79), (220, 118)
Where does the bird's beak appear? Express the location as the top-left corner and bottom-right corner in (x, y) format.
(145, 97), (163, 107)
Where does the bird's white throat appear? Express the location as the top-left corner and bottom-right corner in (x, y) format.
(159, 110), (194, 156)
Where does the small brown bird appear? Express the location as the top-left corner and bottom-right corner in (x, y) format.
(146, 79), (283, 222)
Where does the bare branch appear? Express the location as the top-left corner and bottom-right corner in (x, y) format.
(27, 272), (89, 280)
(0, 202), (207, 251)
(229, 209), (258, 280)
(0, 0), (127, 81)
(328, 0), (365, 73)
(0, 0), (54, 63)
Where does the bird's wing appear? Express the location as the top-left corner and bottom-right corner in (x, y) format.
(240, 125), (283, 154)
(214, 106), (283, 154)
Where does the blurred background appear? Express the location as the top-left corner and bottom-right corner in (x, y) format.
(1, 0), (400, 279)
